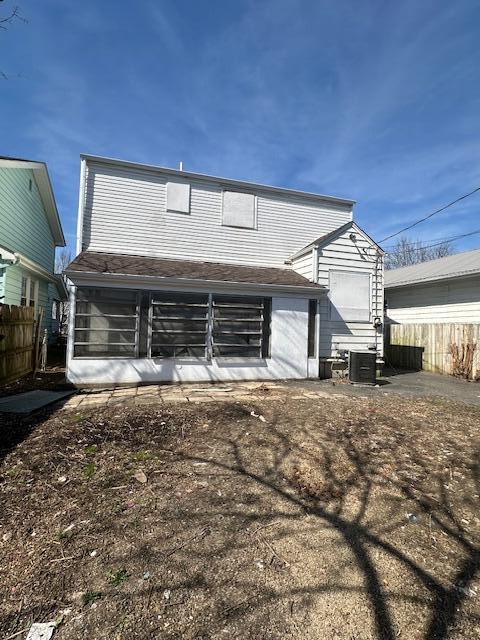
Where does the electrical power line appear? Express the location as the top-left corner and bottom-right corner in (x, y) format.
(380, 186), (480, 242)
(383, 228), (480, 252)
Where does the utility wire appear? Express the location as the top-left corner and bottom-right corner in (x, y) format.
(383, 228), (480, 252)
(380, 186), (480, 242)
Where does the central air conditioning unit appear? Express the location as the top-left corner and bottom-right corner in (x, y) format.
(349, 350), (377, 385)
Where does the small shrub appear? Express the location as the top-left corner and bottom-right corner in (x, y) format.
(108, 568), (129, 586)
(85, 444), (98, 455)
(82, 590), (102, 606)
(83, 462), (96, 479)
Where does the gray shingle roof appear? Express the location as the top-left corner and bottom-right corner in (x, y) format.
(385, 248), (480, 288)
(66, 251), (323, 290)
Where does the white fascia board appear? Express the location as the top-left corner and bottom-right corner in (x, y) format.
(32, 168), (65, 247)
(80, 154), (356, 208)
(76, 157), (87, 255)
(291, 221), (385, 260)
(0, 244), (18, 264)
(17, 253), (58, 284)
(65, 271), (327, 298)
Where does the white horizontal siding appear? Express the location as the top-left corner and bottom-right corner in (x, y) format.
(386, 276), (480, 324)
(291, 250), (313, 279)
(317, 229), (384, 358)
(82, 162), (353, 268)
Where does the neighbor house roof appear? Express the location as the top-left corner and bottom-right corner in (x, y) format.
(66, 251), (324, 294)
(0, 156), (65, 247)
(385, 248), (480, 288)
(81, 154), (356, 207)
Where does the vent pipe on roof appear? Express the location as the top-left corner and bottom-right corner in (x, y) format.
(179, 161), (183, 171)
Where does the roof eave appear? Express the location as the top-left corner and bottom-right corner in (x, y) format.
(79, 153), (356, 207)
(290, 221), (385, 260)
(65, 269), (326, 297)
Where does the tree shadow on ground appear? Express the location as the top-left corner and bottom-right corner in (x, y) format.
(1, 397), (479, 639)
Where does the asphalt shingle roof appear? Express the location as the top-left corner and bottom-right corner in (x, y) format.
(67, 251), (323, 290)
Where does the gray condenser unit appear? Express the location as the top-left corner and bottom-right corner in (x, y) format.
(348, 350), (377, 385)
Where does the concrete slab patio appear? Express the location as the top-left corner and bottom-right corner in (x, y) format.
(53, 368), (480, 413)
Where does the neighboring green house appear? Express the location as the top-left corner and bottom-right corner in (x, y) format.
(0, 157), (66, 337)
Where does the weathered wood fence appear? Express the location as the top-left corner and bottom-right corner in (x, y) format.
(0, 304), (35, 385)
(385, 323), (480, 380)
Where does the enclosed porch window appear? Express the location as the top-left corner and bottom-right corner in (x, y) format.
(73, 287), (272, 359)
(150, 292), (209, 358)
(74, 288), (139, 357)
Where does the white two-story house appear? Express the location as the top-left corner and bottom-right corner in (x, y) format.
(65, 155), (384, 385)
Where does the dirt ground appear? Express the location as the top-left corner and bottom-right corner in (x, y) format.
(1, 392), (479, 639)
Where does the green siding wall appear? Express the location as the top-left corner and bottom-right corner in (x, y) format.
(3, 264), (51, 333)
(0, 167), (58, 334)
(0, 168), (55, 272)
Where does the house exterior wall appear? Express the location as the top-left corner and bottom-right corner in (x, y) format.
(0, 168), (55, 272)
(386, 276), (480, 324)
(292, 227), (384, 359)
(0, 167), (57, 333)
(66, 286), (312, 385)
(80, 160), (353, 268)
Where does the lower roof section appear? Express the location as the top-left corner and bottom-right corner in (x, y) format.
(66, 251), (324, 295)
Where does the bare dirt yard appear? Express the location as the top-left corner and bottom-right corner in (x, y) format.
(1, 390), (479, 639)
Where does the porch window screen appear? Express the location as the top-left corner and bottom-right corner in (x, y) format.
(72, 288), (271, 360)
(150, 292), (209, 358)
(74, 288), (139, 357)
(212, 295), (269, 358)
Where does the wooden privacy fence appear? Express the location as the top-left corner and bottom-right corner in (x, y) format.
(0, 304), (35, 385)
(386, 323), (480, 380)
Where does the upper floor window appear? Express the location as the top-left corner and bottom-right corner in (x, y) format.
(222, 191), (256, 229)
(329, 271), (370, 322)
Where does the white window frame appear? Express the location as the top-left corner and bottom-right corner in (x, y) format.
(20, 274), (38, 312)
(328, 270), (372, 323)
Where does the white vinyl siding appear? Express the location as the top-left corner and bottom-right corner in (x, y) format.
(291, 250), (313, 280)
(81, 161), (352, 268)
(316, 228), (383, 358)
(386, 276), (480, 324)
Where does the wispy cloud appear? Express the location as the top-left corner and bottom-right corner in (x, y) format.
(1, 0), (479, 253)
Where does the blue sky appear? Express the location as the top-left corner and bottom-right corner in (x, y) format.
(1, 0), (480, 256)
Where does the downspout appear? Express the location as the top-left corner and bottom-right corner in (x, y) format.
(76, 157), (87, 256)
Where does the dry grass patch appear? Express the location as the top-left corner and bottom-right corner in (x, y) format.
(1, 393), (479, 639)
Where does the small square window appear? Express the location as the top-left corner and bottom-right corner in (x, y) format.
(166, 182), (190, 214)
(222, 191), (256, 229)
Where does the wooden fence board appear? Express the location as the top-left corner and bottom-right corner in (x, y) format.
(0, 304), (35, 385)
(386, 322), (480, 379)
